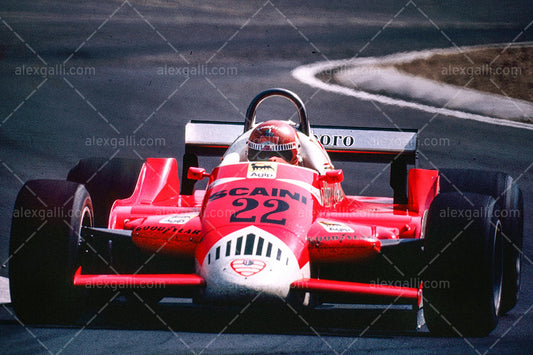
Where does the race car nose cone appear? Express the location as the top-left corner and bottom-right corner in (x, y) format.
(197, 226), (308, 304)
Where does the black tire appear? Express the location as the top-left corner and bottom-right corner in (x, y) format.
(9, 180), (93, 324)
(423, 192), (503, 337)
(500, 184), (523, 313)
(439, 168), (523, 313)
(67, 157), (143, 227)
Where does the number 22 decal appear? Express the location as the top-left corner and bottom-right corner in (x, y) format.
(230, 198), (289, 225)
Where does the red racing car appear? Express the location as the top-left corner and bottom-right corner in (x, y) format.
(9, 89), (523, 336)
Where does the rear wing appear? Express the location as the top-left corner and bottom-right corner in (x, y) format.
(185, 121), (417, 161)
(182, 120), (417, 203)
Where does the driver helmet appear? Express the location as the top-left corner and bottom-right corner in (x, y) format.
(247, 120), (301, 165)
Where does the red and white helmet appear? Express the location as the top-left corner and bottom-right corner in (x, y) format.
(247, 120), (301, 165)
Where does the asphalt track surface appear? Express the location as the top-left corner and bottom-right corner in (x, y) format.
(1, 1), (533, 354)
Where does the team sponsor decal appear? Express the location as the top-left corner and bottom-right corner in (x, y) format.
(247, 162), (277, 179)
(314, 134), (356, 148)
(317, 220), (354, 233)
(230, 259), (266, 277)
(135, 225), (201, 236)
(313, 129), (416, 151)
(209, 186), (307, 205)
(308, 234), (359, 244)
(159, 213), (198, 224)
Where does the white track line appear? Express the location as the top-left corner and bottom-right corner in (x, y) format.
(292, 46), (533, 131)
(0, 277), (10, 304)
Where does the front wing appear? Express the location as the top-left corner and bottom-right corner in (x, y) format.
(75, 227), (421, 305)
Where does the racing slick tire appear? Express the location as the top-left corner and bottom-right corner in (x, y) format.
(67, 157), (144, 227)
(9, 180), (93, 324)
(423, 192), (503, 337)
(439, 169), (523, 314)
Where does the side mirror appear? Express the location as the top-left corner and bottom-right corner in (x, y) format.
(321, 169), (344, 184)
(188, 167), (210, 181)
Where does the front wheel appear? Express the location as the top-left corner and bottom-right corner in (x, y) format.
(9, 180), (93, 324)
(439, 169), (523, 313)
(423, 192), (503, 336)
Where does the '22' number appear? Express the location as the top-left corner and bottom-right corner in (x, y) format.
(230, 198), (289, 225)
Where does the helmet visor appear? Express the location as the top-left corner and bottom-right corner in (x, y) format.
(248, 148), (294, 163)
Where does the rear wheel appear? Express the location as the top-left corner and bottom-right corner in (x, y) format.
(424, 192), (503, 336)
(9, 180), (93, 324)
(439, 169), (523, 313)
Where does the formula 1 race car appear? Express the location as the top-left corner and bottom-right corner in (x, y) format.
(9, 89), (523, 336)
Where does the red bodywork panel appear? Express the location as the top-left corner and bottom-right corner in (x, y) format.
(131, 214), (203, 256)
(109, 158), (203, 230)
(95, 158), (439, 303)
